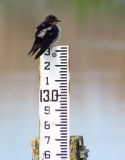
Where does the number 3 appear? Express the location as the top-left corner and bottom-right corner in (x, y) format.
(45, 48), (50, 55)
(43, 90), (49, 102)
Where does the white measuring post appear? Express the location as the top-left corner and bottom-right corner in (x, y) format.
(39, 46), (70, 160)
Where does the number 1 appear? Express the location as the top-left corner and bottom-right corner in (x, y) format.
(46, 77), (49, 85)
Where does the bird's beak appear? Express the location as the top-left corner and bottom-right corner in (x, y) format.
(56, 19), (61, 22)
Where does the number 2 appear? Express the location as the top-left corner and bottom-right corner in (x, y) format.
(44, 62), (50, 70)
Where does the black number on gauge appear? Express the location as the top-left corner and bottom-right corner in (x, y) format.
(44, 62), (50, 70)
(44, 121), (50, 129)
(44, 106), (50, 114)
(45, 136), (50, 144)
(45, 48), (50, 55)
(40, 89), (59, 102)
(45, 151), (50, 159)
(46, 77), (49, 85)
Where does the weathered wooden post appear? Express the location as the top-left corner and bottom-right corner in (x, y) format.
(31, 46), (89, 160)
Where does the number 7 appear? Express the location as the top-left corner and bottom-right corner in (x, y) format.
(45, 136), (50, 144)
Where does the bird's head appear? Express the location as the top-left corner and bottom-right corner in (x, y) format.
(45, 15), (61, 25)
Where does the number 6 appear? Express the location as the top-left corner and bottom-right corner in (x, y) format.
(45, 151), (50, 159)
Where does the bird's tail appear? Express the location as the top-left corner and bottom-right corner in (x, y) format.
(27, 49), (33, 56)
(27, 37), (42, 57)
(34, 48), (45, 59)
(35, 40), (52, 59)
(27, 43), (41, 57)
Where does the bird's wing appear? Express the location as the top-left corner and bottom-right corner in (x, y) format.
(27, 37), (43, 56)
(35, 22), (50, 38)
(34, 26), (59, 59)
(35, 25), (44, 38)
(34, 40), (52, 59)
(43, 25), (59, 41)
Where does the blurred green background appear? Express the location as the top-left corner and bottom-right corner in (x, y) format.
(1, 0), (125, 160)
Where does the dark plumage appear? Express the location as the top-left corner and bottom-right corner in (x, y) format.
(28, 15), (61, 59)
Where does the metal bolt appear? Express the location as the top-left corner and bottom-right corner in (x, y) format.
(52, 52), (57, 57)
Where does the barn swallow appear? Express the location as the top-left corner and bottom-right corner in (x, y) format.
(27, 15), (61, 59)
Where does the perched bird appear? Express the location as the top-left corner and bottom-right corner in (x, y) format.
(27, 15), (61, 59)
